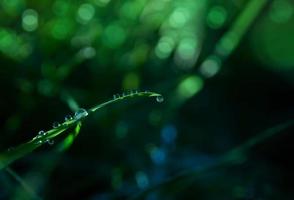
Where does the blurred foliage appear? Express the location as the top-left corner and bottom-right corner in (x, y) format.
(0, 0), (294, 199)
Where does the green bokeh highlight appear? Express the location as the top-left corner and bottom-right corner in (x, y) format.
(176, 75), (204, 100)
(207, 6), (227, 29)
(22, 9), (38, 32)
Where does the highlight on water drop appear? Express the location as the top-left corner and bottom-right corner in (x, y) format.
(74, 108), (88, 120)
(46, 139), (54, 145)
(156, 95), (164, 103)
(34, 140), (43, 145)
(38, 130), (45, 135)
(64, 114), (73, 121)
(52, 122), (60, 128)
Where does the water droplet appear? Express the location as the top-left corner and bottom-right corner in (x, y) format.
(52, 122), (60, 128)
(38, 130), (47, 136)
(34, 134), (42, 140)
(34, 140), (43, 145)
(46, 139), (54, 145)
(64, 115), (73, 121)
(156, 95), (164, 103)
(74, 108), (88, 120)
(38, 130), (44, 135)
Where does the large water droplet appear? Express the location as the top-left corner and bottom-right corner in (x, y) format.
(156, 95), (164, 103)
(52, 122), (60, 128)
(74, 108), (88, 120)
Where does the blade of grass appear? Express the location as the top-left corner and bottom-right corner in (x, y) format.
(213, 0), (268, 61)
(89, 91), (162, 113)
(0, 91), (162, 170)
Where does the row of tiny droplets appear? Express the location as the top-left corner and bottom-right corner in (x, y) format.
(32, 91), (163, 146)
(33, 108), (89, 145)
(113, 90), (164, 103)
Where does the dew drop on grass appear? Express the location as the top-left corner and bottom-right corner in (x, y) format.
(74, 108), (88, 120)
(156, 95), (164, 103)
(34, 134), (42, 140)
(34, 140), (43, 145)
(52, 122), (60, 128)
(38, 130), (44, 135)
(64, 114), (73, 121)
(38, 130), (47, 136)
(46, 139), (54, 145)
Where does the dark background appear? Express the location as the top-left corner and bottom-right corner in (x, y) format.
(0, 0), (294, 199)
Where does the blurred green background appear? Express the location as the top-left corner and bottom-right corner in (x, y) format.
(0, 0), (294, 199)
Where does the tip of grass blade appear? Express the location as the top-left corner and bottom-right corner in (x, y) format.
(89, 90), (163, 113)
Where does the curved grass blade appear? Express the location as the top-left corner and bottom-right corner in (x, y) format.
(0, 126), (69, 170)
(89, 91), (162, 113)
(0, 90), (162, 170)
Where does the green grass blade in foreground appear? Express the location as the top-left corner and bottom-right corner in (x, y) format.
(0, 91), (162, 170)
